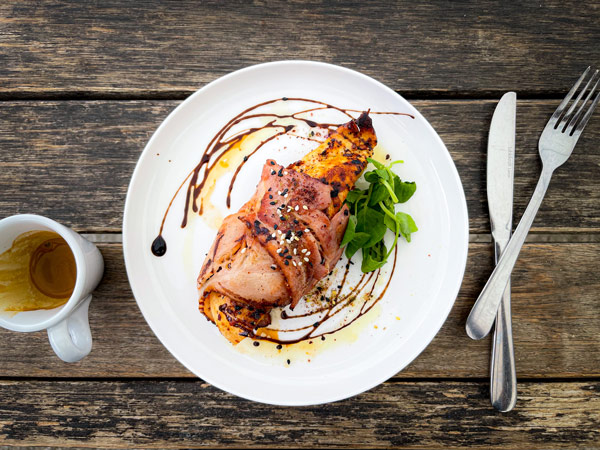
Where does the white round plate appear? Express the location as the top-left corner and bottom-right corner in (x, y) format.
(123, 61), (468, 405)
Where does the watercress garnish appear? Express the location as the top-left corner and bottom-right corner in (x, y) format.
(341, 157), (417, 273)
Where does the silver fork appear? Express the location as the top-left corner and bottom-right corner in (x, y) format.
(466, 67), (600, 340)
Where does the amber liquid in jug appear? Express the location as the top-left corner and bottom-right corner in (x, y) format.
(0, 230), (76, 312)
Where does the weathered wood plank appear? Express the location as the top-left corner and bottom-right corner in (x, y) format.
(1, 1), (599, 96)
(0, 100), (599, 233)
(0, 380), (598, 448)
(0, 242), (598, 378)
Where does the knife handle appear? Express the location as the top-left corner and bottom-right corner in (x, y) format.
(490, 278), (517, 412)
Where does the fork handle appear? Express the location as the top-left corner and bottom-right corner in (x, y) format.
(466, 165), (553, 340)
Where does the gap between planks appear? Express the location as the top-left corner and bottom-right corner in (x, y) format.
(0, 375), (598, 384)
(0, 91), (577, 102)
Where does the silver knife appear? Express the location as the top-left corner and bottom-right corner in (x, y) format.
(478, 92), (518, 411)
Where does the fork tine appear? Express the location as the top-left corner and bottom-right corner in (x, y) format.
(567, 69), (600, 134)
(549, 66), (590, 127)
(561, 69), (598, 131)
(573, 84), (600, 135)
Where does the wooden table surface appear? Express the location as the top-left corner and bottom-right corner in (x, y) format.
(1, 1), (599, 448)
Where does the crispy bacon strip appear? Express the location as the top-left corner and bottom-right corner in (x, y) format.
(198, 113), (377, 344)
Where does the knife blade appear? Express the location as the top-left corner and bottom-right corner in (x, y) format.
(487, 92), (517, 412)
(488, 92), (516, 247)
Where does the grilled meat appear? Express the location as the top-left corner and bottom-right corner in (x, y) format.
(197, 112), (377, 344)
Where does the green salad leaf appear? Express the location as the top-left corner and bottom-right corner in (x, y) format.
(341, 157), (418, 273)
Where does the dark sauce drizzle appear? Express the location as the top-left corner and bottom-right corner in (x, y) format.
(149, 98), (410, 345)
(151, 97), (413, 256)
(253, 248), (398, 345)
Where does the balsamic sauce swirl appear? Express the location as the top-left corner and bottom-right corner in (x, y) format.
(150, 98), (412, 345)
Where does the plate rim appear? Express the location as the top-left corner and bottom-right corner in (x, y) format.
(123, 60), (469, 405)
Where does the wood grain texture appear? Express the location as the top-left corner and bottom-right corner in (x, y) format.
(0, 242), (598, 378)
(0, 100), (599, 233)
(0, 379), (598, 448)
(1, 1), (599, 97)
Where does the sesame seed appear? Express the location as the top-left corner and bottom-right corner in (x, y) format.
(294, 205), (299, 211)
(301, 249), (307, 253)
(271, 232), (277, 238)
(293, 236), (299, 241)
(271, 170), (276, 175)
(278, 191), (282, 195)
(302, 205), (308, 210)
(304, 257), (309, 262)
(285, 260), (289, 266)
(270, 265), (277, 270)
(306, 251), (311, 256)
(276, 248), (282, 253)
(304, 228), (310, 233)
(298, 261), (303, 266)
(284, 193), (288, 198)
(241, 248), (247, 254)
(273, 224), (278, 229)
(292, 261), (297, 266)
(283, 171), (288, 175)
(270, 201), (276, 205)
(293, 248), (297, 255)
(277, 230), (282, 234)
